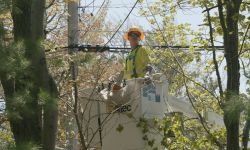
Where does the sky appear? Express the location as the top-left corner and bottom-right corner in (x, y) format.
(80, 0), (204, 34)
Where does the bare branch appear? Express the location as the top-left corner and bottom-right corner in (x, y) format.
(239, 48), (250, 56)
(239, 22), (250, 55)
(45, 14), (65, 35)
(205, 5), (224, 105)
(202, 4), (222, 13)
(242, 1), (249, 5)
(46, 0), (56, 9)
(240, 58), (250, 79)
(181, 60), (224, 149)
(47, 14), (57, 24)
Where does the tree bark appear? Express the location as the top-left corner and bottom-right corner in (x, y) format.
(218, 0), (242, 150)
(30, 0), (58, 150)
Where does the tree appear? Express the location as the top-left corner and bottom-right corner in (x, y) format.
(0, 0), (58, 149)
(140, 0), (249, 149)
(216, 1), (242, 149)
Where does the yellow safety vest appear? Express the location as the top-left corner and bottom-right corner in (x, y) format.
(124, 46), (150, 79)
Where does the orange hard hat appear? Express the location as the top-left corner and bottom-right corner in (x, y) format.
(124, 26), (144, 41)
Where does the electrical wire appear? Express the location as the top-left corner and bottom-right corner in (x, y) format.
(80, 6), (150, 8)
(102, 0), (140, 47)
(79, 2), (155, 8)
(80, 0), (108, 41)
(84, 0), (97, 8)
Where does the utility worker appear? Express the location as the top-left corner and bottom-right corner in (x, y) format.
(111, 26), (151, 91)
(123, 26), (150, 79)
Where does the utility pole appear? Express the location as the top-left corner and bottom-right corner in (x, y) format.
(67, 0), (80, 150)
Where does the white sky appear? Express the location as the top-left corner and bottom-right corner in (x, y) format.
(81, 0), (204, 31)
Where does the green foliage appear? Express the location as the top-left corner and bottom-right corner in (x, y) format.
(10, 143), (41, 150)
(0, 121), (15, 150)
(0, 41), (30, 79)
(0, 21), (4, 37)
(0, 0), (11, 14)
(38, 88), (58, 111)
(116, 124), (124, 133)
(224, 95), (244, 124)
(137, 114), (225, 150)
(137, 118), (149, 134)
(0, 40), (41, 121)
(38, 89), (51, 105)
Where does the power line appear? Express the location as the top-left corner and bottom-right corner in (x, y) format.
(45, 45), (224, 54)
(79, 5), (150, 8)
(77, 29), (210, 36)
(78, 2), (156, 8)
(83, 0), (97, 8)
(101, 0), (140, 48)
(73, 45), (224, 52)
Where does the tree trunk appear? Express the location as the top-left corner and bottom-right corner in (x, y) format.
(221, 0), (242, 150)
(30, 0), (58, 150)
(0, 0), (58, 149)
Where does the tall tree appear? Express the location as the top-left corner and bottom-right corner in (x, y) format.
(0, 0), (58, 149)
(218, 0), (242, 149)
